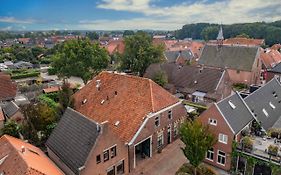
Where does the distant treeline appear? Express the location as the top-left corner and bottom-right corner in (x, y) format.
(175, 20), (281, 46)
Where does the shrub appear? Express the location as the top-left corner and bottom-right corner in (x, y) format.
(242, 136), (253, 150)
(48, 67), (56, 75)
(11, 72), (40, 79)
(268, 145), (279, 156)
(176, 163), (215, 175)
(38, 94), (59, 110)
(232, 83), (248, 91)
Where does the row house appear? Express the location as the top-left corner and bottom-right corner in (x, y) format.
(145, 63), (231, 105)
(199, 78), (281, 173)
(47, 72), (187, 175)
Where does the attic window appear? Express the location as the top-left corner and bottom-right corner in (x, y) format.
(262, 108), (269, 117)
(82, 99), (87, 104)
(101, 99), (105, 105)
(228, 100), (236, 109)
(194, 80), (197, 84)
(273, 91), (278, 98)
(115, 91), (118, 95)
(269, 102), (276, 109)
(114, 121), (120, 126)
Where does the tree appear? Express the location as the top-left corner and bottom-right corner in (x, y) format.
(153, 71), (168, 87)
(58, 81), (74, 112)
(1, 120), (21, 138)
(51, 38), (110, 84)
(179, 120), (216, 175)
(236, 33), (250, 38)
(21, 103), (58, 145)
(123, 30), (135, 36)
(121, 32), (164, 76)
(86, 32), (99, 40)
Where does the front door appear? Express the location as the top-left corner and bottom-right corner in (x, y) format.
(167, 126), (171, 144)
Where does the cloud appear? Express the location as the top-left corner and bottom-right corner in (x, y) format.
(93, 0), (281, 30)
(0, 26), (12, 31)
(0, 16), (36, 24)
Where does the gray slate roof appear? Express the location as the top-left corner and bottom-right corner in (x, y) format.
(198, 45), (259, 71)
(164, 50), (193, 63)
(46, 107), (100, 175)
(145, 63), (224, 97)
(217, 92), (254, 134)
(2, 101), (19, 118)
(244, 78), (281, 130)
(268, 62), (281, 74)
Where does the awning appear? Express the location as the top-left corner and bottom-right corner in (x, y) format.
(192, 91), (206, 97)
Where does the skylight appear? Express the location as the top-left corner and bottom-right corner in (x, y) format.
(228, 100), (236, 109)
(269, 102), (276, 109)
(262, 108), (269, 117)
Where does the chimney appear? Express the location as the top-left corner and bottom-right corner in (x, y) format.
(101, 121), (109, 134)
(96, 80), (101, 91)
(21, 146), (25, 153)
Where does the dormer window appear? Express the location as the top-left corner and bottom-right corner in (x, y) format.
(228, 100), (236, 109)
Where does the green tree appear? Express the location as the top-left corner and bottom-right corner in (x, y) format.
(86, 32), (99, 40)
(236, 33), (250, 38)
(58, 81), (74, 112)
(121, 32), (164, 76)
(31, 46), (46, 58)
(153, 71), (168, 87)
(1, 120), (21, 138)
(51, 38), (110, 84)
(123, 30), (135, 36)
(179, 120), (216, 175)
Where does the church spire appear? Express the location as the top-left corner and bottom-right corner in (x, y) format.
(217, 25), (224, 46)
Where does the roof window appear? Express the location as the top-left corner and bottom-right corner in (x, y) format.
(262, 108), (269, 117)
(269, 102), (276, 109)
(228, 100), (236, 109)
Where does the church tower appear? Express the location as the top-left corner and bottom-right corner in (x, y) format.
(217, 25), (224, 46)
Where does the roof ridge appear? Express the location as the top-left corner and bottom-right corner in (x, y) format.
(148, 79), (155, 112)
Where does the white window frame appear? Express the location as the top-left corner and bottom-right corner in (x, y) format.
(217, 150), (226, 166)
(208, 118), (217, 126)
(157, 132), (164, 148)
(206, 148), (214, 161)
(168, 110), (172, 120)
(218, 133), (228, 144)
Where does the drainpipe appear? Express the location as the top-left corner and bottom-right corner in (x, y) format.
(127, 144), (131, 173)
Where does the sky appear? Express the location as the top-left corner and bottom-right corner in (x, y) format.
(0, 0), (281, 31)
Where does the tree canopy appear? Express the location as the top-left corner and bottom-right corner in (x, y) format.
(86, 31), (99, 40)
(51, 38), (110, 84)
(120, 32), (164, 76)
(179, 120), (216, 175)
(175, 20), (281, 46)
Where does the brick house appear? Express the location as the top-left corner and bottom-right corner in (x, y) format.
(144, 63), (231, 104)
(265, 61), (281, 82)
(198, 92), (254, 171)
(0, 135), (64, 175)
(47, 108), (128, 175)
(72, 71), (187, 172)
(0, 72), (17, 102)
(199, 28), (262, 85)
(47, 72), (187, 174)
(2, 101), (24, 123)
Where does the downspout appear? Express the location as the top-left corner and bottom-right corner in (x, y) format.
(127, 144), (131, 173)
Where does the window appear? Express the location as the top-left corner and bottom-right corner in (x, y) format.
(96, 155), (101, 164)
(269, 102), (275, 109)
(157, 132), (164, 148)
(155, 116), (160, 127)
(209, 118), (217, 126)
(107, 166), (115, 175)
(219, 134), (228, 144)
(174, 122), (178, 137)
(217, 150), (226, 165)
(168, 110), (172, 120)
(228, 100), (236, 109)
(111, 146), (117, 158)
(117, 160), (125, 174)
(103, 150), (109, 162)
(206, 148), (214, 161)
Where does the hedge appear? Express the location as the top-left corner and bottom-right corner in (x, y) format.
(11, 72), (40, 79)
(38, 94), (59, 109)
(183, 101), (208, 114)
(48, 68), (56, 75)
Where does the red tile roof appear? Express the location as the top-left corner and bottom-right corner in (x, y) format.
(271, 44), (281, 51)
(260, 49), (281, 69)
(0, 135), (64, 175)
(73, 72), (179, 142)
(43, 86), (61, 93)
(224, 37), (264, 46)
(0, 72), (17, 101)
(105, 40), (125, 55)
